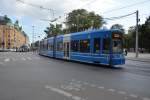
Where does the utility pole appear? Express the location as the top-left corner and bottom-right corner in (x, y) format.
(135, 10), (139, 58)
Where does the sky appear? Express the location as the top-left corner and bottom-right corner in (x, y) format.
(0, 0), (150, 43)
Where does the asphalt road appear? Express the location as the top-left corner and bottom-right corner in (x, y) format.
(0, 52), (150, 100)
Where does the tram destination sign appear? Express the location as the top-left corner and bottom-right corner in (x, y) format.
(112, 33), (122, 39)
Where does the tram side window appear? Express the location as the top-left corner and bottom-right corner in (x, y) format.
(57, 42), (63, 51)
(103, 38), (110, 54)
(47, 43), (48, 50)
(40, 42), (42, 49)
(45, 43), (48, 50)
(48, 43), (53, 51)
(80, 39), (90, 53)
(44, 43), (46, 50)
(42, 42), (44, 49)
(94, 38), (101, 53)
(71, 40), (79, 52)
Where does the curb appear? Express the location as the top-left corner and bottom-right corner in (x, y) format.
(126, 58), (150, 63)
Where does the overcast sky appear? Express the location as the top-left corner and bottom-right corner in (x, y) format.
(0, 0), (150, 43)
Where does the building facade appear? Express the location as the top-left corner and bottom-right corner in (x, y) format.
(0, 17), (29, 50)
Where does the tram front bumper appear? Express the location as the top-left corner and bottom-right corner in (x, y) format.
(111, 58), (125, 65)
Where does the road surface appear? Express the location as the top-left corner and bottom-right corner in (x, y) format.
(0, 52), (150, 100)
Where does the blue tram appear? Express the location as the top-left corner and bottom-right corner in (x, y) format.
(39, 29), (125, 66)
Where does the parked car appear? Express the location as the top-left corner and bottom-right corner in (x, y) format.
(18, 45), (30, 52)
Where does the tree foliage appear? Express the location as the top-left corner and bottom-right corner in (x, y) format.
(111, 24), (125, 33)
(43, 9), (105, 37)
(44, 23), (62, 38)
(65, 9), (105, 33)
(125, 16), (150, 52)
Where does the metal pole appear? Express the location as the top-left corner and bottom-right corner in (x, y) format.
(32, 26), (35, 51)
(135, 10), (139, 58)
(38, 36), (40, 52)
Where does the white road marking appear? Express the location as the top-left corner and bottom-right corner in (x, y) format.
(72, 96), (82, 100)
(142, 97), (150, 100)
(45, 85), (85, 100)
(118, 91), (126, 95)
(45, 85), (72, 97)
(129, 94), (138, 98)
(64, 80), (150, 100)
(98, 86), (104, 89)
(90, 84), (96, 87)
(61, 81), (84, 91)
(107, 89), (116, 92)
(4, 58), (10, 62)
(62, 85), (80, 91)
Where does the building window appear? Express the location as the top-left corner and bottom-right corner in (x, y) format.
(71, 40), (79, 52)
(80, 39), (90, 53)
(94, 38), (101, 53)
(102, 38), (110, 54)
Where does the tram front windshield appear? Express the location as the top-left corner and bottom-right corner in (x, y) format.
(112, 33), (123, 54)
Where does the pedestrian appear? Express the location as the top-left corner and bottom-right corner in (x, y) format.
(125, 49), (128, 56)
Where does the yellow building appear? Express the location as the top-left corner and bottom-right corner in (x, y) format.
(0, 24), (29, 50)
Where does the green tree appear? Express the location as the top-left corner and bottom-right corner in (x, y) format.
(127, 26), (136, 50)
(44, 23), (63, 38)
(111, 24), (125, 33)
(139, 16), (150, 52)
(65, 9), (104, 33)
(126, 16), (150, 52)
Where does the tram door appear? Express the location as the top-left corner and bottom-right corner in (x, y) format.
(63, 34), (70, 59)
(64, 42), (70, 59)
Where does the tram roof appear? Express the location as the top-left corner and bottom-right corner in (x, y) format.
(70, 29), (123, 36)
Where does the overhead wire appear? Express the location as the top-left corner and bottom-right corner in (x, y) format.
(16, 0), (149, 28)
(16, 0), (54, 11)
(103, 12), (136, 20)
(102, 0), (150, 14)
(78, 0), (97, 8)
(16, 0), (55, 18)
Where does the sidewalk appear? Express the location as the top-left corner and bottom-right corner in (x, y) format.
(125, 52), (150, 62)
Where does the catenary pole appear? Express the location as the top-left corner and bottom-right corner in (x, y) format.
(135, 10), (139, 58)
